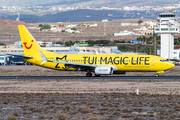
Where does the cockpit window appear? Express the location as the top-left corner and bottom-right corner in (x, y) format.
(160, 60), (168, 62)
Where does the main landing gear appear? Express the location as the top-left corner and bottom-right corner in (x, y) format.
(95, 74), (101, 77)
(86, 73), (101, 77)
(86, 72), (92, 77)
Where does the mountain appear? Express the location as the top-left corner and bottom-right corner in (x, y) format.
(36, 9), (133, 23)
(0, 14), (40, 23)
(0, 0), (178, 7)
(37, 9), (161, 23)
(0, 9), (162, 23)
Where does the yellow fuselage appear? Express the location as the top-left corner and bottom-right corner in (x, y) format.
(24, 53), (174, 73)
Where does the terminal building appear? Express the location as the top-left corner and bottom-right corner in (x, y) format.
(0, 41), (121, 65)
(0, 41), (120, 55)
(154, 12), (180, 59)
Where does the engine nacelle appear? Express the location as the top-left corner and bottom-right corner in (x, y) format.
(95, 67), (113, 75)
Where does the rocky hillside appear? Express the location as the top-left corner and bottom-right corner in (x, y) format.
(0, 19), (29, 28)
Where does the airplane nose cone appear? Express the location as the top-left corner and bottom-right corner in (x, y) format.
(170, 63), (175, 68)
(168, 62), (175, 69)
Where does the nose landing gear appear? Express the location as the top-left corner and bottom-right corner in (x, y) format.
(155, 74), (159, 77)
(155, 71), (164, 77)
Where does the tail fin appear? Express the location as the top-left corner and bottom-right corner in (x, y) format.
(18, 25), (42, 56)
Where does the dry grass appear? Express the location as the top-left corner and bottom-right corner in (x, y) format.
(7, 115), (17, 120)
(78, 105), (90, 114)
(89, 116), (100, 120)
(1, 93), (180, 119)
(57, 111), (68, 120)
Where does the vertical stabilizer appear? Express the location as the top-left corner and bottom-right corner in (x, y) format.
(18, 25), (42, 56)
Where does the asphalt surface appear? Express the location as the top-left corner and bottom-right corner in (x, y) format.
(0, 76), (180, 79)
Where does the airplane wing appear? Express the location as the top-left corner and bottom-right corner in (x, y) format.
(38, 49), (96, 71)
(48, 60), (97, 71)
(7, 54), (33, 59)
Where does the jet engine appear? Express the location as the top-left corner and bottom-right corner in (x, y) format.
(95, 67), (113, 75)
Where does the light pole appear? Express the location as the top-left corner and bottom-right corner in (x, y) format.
(168, 22), (171, 61)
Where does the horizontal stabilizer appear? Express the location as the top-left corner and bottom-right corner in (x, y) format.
(38, 50), (47, 65)
(7, 54), (33, 59)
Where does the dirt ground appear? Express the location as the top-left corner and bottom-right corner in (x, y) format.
(1, 79), (180, 95)
(0, 65), (180, 120)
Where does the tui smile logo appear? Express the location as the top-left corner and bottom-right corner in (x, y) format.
(23, 40), (34, 49)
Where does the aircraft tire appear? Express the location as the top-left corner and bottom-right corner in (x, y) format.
(95, 74), (101, 77)
(155, 74), (159, 77)
(86, 73), (92, 77)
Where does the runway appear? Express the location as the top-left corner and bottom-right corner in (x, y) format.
(0, 76), (180, 79)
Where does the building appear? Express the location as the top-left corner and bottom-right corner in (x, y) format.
(173, 50), (179, 59)
(66, 24), (77, 28)
(121, 23), (139, 26)
(101, 19), (108, 22)
(14, 41), (53, 48)
(154, 12), (179, 59)
(157, 49), (179, 59)
(146, 21), (157, 29)
(114, 30), (135, 36)
(134, 26), (148, 31)
(89, 23), (97, 27)
(65, 29), (80, 33)
(0, 42), (121, 55)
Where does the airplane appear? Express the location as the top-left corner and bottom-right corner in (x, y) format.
(8, 25), (175, 77)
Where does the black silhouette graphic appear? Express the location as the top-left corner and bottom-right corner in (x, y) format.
(55, 55), (67, 69)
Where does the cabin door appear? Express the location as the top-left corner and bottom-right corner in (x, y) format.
(151, 58), (155, 66)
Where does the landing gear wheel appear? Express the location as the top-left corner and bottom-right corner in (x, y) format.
(86, 73), (92, 77)
(155, 74), (159, 77)
(95, 74), (101, 77)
